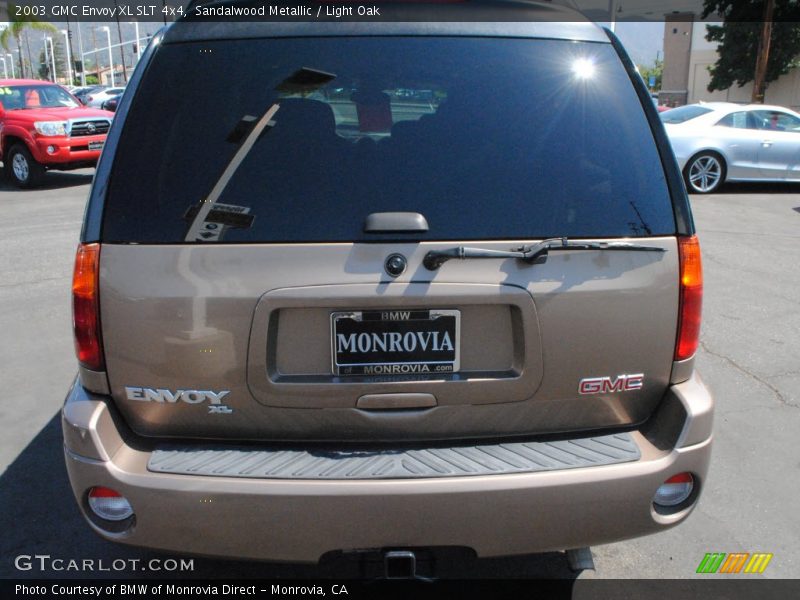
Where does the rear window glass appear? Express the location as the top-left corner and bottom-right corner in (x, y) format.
(660, 105), (712, 124)
(103, 37), (675, 243)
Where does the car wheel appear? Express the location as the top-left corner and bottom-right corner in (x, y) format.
(684, 152), (726, 194)
(6, 144), (45, 188)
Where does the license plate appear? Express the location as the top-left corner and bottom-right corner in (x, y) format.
(331, 309), (460, 376)
(88, 141), (104, 151)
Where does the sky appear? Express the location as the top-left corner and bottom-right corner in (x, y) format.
(614, 21), (666, 67)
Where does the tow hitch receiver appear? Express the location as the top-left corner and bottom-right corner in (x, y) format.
(384, 550), (417, 579)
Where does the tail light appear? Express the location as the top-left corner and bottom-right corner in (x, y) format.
(653, 472), (694, 507)
(675, 235), (702, 361)
(72, 243), (104, 370)
(87, 486), (134, 521)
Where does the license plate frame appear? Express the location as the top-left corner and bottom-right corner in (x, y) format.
(331, 309), (460, 376)
(88, 141), (104, 151)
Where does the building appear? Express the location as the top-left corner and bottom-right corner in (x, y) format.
(95, 66), (129, 87)
(662, 13), (800, 110)
(659, 13), (694, 107)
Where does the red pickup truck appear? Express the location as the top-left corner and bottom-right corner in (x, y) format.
(0, 79), (114, 187)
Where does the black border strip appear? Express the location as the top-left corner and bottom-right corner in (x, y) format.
(3, 579), (799, 599)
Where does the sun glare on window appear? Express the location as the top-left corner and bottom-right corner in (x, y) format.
(572, 58), (596, 79)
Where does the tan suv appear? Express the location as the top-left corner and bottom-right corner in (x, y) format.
(62, 3), (712, 574)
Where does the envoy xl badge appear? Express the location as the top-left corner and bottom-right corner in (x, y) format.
(125, 387), (233, 414)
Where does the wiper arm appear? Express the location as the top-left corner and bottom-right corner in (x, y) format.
(422, 237), (665, 270)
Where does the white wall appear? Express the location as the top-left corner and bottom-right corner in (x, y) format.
(687, 23), (800, 109)
(691, 22), (717, 51)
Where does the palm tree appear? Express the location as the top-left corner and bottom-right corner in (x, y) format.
(1, 3), (58, 79)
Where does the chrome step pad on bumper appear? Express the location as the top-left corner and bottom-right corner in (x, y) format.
(147, 432), (640, 480)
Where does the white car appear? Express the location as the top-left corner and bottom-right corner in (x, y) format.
(85, 87), (126, 108)
(662, 102), (800, 193)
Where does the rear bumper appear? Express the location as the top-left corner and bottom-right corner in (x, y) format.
(62, 374), (713, 563)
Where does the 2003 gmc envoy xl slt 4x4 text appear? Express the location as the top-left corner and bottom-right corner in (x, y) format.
(62, 0), (713, 572)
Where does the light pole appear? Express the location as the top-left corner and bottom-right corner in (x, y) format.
(43, 35), (50, 80)
(6, 54), (14, 78)
(99, 26), (114, 86)
(133, 20), (140, 63)
(608, 0), (618, 33)
(0, 58), (7, 79)
(46, 37), (57, 83)
(61, 30), (73, 86)
(76, 24), (86, 85)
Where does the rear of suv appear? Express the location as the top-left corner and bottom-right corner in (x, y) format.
(63, 2), (713, 567)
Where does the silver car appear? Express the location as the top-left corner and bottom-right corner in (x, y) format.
(662, 102), (800, 193)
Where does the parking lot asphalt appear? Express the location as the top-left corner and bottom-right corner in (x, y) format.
(0, 171), (798, 579)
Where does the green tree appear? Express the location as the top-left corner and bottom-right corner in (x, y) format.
(640, 58), (663, 91)
(0, 2), (58, 79)
(702, 0), (800, 93)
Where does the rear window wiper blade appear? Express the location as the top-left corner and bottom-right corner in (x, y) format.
(423, 237), (666, 270)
